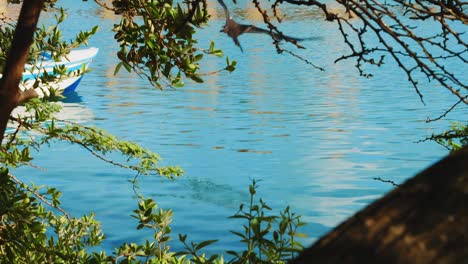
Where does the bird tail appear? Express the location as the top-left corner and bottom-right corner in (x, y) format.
(284, 35), (323, 42)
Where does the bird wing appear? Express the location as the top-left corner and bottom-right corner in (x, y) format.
(242, 25), (293, 40)
(216, 0), (231, 23)
(284, 36), (324, 42)
(242, 25), (272, 35)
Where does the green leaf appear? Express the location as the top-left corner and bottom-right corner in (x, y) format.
(114, 62), (124, 75)
(195, 239), (218, 251)
(230, 231), (247, 239)
(190, 75), (204, 83)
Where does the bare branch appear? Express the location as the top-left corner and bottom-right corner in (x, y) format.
(93, 0), (117, 12)
(426, 96), (467, 123)
(373, 177), (400, 187)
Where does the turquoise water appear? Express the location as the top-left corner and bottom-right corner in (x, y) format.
(11, 0), (467, 253)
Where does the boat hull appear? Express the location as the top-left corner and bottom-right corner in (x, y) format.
(7, 47), (99, 97)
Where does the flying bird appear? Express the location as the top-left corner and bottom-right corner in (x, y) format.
(216, 0), (316, 52)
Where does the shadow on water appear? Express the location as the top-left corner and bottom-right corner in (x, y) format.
(148, 177), (250, 210)
(61, 91), (84, 103)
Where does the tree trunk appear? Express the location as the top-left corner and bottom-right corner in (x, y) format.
(0, 0), (43, 145)
(292, 146), (468, 264)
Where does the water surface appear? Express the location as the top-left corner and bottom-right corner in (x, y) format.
(11, 0), (467, 254)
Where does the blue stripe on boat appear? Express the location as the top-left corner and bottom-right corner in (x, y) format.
(63, 76), (84, 94)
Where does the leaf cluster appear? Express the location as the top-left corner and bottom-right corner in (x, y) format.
(1, 165), (306, 264)
(423, 122), (468, 152)
(227, 180), (306, 264)
(106, 180), (306, 264)
(0, 7), (98, 70)
(2, 88), (301, 264)
(0, 168), (105, 263)
(3, 99), (183, 179)
(112, 0), (234, 88)
(31, 8), (98, 61)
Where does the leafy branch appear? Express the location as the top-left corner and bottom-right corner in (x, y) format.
(7, 171), (71, 221)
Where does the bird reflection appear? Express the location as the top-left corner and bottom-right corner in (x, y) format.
(216, 0), (318, 52)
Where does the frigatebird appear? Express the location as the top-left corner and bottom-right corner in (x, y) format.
(216, 0), (316, 52)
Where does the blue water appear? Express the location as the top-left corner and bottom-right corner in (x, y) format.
(11, 0), (467, 254)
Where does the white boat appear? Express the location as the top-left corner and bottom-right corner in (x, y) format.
(3, 47), (99, 97)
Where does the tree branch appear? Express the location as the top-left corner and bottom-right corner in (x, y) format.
(426, 96), (467, 123)
(373, 177), (400, 187)
(0, 0), (44, 144)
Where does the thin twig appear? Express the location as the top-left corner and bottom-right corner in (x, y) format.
(282, 49), (325, 71)
(8, 172), (72, 221)
(373, 177), (400, 187)
(93, 0), (117, 11)
(426, 96), (467, 123)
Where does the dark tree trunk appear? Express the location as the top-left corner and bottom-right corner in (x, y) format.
(291, 146), (468, 264)
(0, 0), (43, 145)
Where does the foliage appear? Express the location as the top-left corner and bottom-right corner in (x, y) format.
(2, 98), (184, 179)
(227, 180), (306, 264)
(32, 8), (98, 62)
(1, 0), (236, 91)
(1, 164), (305, 263)
(110, 0), (235, 88)
(0, 94), (186, 262)
(0, 26), (14, 73)
(110, 197), (222, 264)
(0, 167), (105, 263)
(423, 122), (468, 152)
(0, 7), (97, 71)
